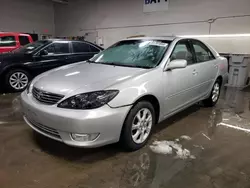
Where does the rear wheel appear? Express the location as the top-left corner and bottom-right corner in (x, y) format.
(5, 69), (30, 92)
(203, 79), (221, 107)
(120, 101), (155, 151)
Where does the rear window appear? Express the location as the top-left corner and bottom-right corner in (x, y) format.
(89, 45), (100, 53)
(72, 42), (91, 53)
(0, 36), (16, 47)
(19, 36), (30, 46)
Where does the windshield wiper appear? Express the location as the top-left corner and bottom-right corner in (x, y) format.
(87, 61), (152, 69)
(87, 61), (121, 66)
(122, 64), (152, 69)
(95, 62), (151, 69)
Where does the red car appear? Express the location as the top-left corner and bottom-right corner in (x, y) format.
(0, 32), (33, 53)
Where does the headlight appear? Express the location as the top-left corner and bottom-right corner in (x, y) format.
(58, 90), (119, 109)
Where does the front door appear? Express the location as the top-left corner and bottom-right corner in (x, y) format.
(33, 41), (71, 73)
(163, 39), (200, 116)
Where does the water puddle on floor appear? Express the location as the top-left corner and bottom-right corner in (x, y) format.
(1, 87), (250, 188)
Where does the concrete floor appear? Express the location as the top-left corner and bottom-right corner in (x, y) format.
(1, 87), (250, 188)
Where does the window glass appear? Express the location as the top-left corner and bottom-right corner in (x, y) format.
(92, 40), (170, 69)
(45, 44), (56, 54)
(0, 36), (16, 47)
(19, 36), (30, 46)
(171, 41), (194, 65)
(44, 42), (69, 55)
(192, 40), (215, 62)
(72, 42), (91, 53)
(89, 45), (100, 53)
(13, 40), (49, 53)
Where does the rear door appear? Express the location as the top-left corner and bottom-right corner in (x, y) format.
(190, 39), (218, 97)
(71, 41), (100, 62)
(33, 41), (71, 73)
(163, 39), (200, 116)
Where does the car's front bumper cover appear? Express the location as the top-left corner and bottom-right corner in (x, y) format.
(21, 92), (131, 148)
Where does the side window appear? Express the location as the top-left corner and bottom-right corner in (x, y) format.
(89, 45), (100, 53)
(45, 44), (56, 54)
(19, 36), (30, 46)
(0, 36), (16, 47)
(44, 42), (70, 55)
(72, 42), (91, 53)
(192, 40), (215, 63)
(170, 41), (194, 65)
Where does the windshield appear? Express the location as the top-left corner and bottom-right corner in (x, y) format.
(91, 40), (170, 68)
(13, 40), (50, 53)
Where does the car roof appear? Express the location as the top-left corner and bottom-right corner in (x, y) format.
(124, 36), (178, 41)
(46, 38), (96, 43)
(0, 32), (30, 36)
(44, 39), (103, 49)
(124, 36), (206, 42)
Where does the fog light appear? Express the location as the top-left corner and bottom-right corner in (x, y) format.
(71, 133), (99, 142)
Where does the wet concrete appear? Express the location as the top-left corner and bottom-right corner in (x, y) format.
(1, 88), (250, 188)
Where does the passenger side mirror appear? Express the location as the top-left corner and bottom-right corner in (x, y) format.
(40, 49), (48, 56)
(166, 59), (187, 70)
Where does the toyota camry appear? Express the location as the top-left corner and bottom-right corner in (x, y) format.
(21, 37), (228, 151)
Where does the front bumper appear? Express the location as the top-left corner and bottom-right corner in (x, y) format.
(21, 92), (131, 148)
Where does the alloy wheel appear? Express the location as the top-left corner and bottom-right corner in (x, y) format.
(131, 108), (153, 144)
(9, 72), (29, 90)
(212, 82), (220, 102)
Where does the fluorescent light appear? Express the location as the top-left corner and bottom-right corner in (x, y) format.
(202, 133), (211, 140)
(179, 33), (250, 38)
(219, 122), (250, 133)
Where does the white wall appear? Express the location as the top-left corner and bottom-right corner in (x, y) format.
(0, 0), (55, 35)
(55, 0), (250, 53)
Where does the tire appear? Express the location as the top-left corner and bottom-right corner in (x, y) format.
(120, 101), (156, 151)
(203, 79), (221, 107)
(4, 69), (31, 92)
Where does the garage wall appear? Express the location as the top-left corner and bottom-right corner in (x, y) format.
(54, 0), (250, 53)
(0, 0), (55, 35)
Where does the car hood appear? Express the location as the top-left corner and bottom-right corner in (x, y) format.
(34, 62), (148, 96)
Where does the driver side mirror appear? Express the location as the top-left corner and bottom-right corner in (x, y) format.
(39, 49), (48, 56)
(166, 59), (187, 71)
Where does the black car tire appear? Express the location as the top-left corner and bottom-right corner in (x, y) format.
(4, 69), (31, 92)
(203, 79), (221, 107)
(120, 101), (155, 151)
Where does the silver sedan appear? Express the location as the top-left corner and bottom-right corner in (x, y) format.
(21, 37), (228, 150)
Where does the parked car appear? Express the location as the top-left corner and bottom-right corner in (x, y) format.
(0, 39), (103, 91)
(21, 37), (228, 151)
(0, 32), (33, 53)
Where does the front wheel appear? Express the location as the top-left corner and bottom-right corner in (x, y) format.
(5, 69), (30, 92)
(203, 79), (221, 107)
(120, 101), (155, 151)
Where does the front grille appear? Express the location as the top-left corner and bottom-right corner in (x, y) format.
(32, 87), (64, 105)
(26, 116), (61, 139)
